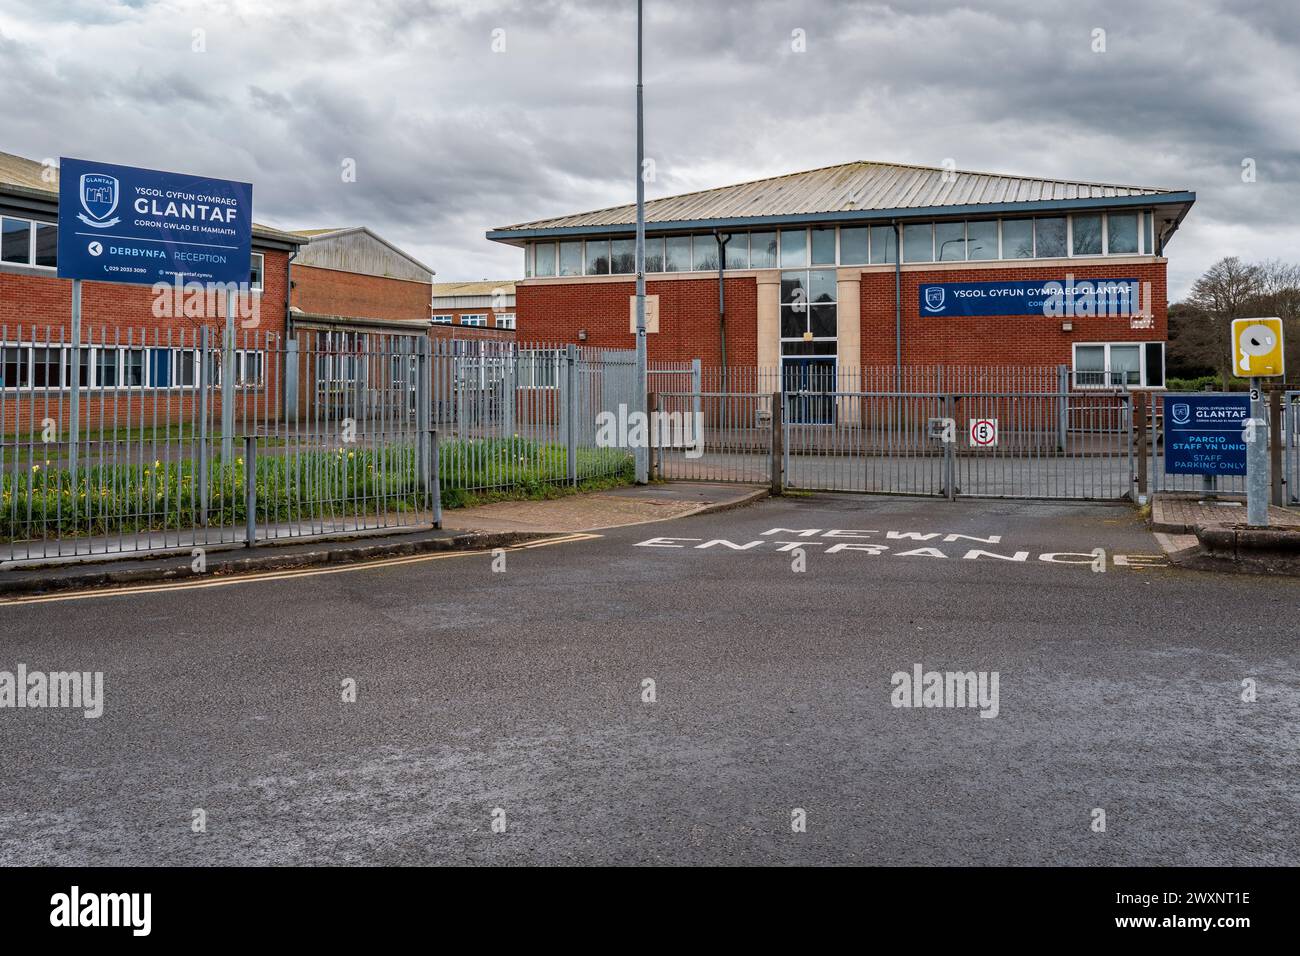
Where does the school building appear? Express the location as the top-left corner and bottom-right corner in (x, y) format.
(486, 161), (1196, 390)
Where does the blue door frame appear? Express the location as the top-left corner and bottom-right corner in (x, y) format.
(782, 357), (836, 424)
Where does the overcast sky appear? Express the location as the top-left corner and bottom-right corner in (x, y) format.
(2, 0), (1298, 297)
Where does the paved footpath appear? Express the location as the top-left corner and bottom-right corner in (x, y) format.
(0, 493), (1296, 865)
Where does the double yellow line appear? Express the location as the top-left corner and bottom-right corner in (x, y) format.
(0, 533), (601, 607)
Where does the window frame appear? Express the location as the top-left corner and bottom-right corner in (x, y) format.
(459, 314), (488, 327)
(1071, 341), (1163, 389)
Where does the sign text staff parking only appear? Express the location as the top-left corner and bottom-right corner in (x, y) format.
(57, 157), (253, 287)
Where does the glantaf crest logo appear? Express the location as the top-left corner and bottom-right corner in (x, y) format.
(78, 173), (121, 228)
(1171, 402), (1191, 425)
(923, 286), (946, 313)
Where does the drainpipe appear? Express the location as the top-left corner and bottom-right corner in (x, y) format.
(893, 219), (902, 372)
(285, 245), (299, 338)
(715, 230), (731, 391)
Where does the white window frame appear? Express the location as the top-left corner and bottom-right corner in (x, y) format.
(460, 314), (488, 327)
(1071, 341), (1162, 389)
(431, 314), (454, 324)
(517, 348), (561, 389)
(249, 252), (264, 293)
(0, 216), (58, 271)
(495, 313), (516, 330)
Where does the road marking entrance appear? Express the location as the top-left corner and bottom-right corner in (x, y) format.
(0, 533), (602, 607)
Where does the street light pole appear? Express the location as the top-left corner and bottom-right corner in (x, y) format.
(634, 0), (648, 483)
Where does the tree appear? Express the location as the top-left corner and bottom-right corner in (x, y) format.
(1185, 257), (1264, 384)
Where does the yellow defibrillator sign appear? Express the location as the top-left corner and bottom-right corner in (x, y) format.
(1232, 317), (1285, 377)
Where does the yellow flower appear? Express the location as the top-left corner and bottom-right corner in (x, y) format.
(31, 464), (40, 472)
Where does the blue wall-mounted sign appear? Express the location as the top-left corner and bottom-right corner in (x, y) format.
(1163, 395), (1249, 476)
(918, 278), (1140, 317)
(57, 157), (253, 287)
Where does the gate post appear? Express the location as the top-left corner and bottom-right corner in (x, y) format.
(945, 394), (956, 501)
(1270, 386), (1283, 506)
(691, 358), (702, 433)
(770, 390), (784, 494)
(198, 325), (211, 527)
(648, 391), (659, 481)
(244, 435), (257, 547)
(565, 344), (578, 484)
(415, 336), (432, 504)
(1056, 364), (1069, 451)
(1135, 391), (1148, 503)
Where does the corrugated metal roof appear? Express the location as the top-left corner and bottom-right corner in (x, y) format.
(431, 280), (515, 297)
(0, 150), (305, 244)
(492, 160), (1183, 232)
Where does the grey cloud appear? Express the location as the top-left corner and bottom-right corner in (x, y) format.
(0, 0), (1297, 294)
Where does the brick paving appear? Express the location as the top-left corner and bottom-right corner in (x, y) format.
(1151, 493), (1300, 533)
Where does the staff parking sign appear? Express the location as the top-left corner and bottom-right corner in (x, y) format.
(57, 156), (253, 287)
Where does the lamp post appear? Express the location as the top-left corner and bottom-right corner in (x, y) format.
(633, 0), (648, 483)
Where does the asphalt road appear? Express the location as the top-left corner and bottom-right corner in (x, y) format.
(1, 494), (1297, 866)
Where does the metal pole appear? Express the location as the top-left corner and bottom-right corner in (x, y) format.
(1247, 378), (1268, 526)
(198, 325), (210, 527)
(69, 279), (81, 498)
(633, 0), (648, 484)
(244, 434), (257, 547)
(222, 294), (235, 466)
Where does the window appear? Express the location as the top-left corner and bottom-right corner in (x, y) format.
(96, 349), (119, 388)
(779, 229), (807, 268)
(1, 345), (27, 388)
(534, 241), (556, 277)
(236, 351), (264, 387)
(692, 235), (718, 272)
(839, 226), (868, 265)
(1108, 213), (1139, 255)
(558, 241), (583, 276)
(664, 236), (691, 272)
(34, 223), (57, 268)
(432, 314), (453, 324)
(723, 233), (749, 270)
(584, 239), (610, 275)
(518, 349), (560, 388)
(869, 224), (896, 264)
(1072, 342), (1163, 388)
(810, 228), (836, 266)
(1145, 212), (1155, 255)
(1001, 219), (1033, 258)
(1, 218), (31, 264)
(460, 314), (487, 327)
(779, 270), (837, 351)
(935, 221), (965, 261)
(902, 223), (933, 263)
(749, 231), (777, 269)
(966, 220), (997, 260)
(495, 313), (516, 330)
(610, 238), (635, 274)
(1072, 214), (1102, 256)
(123, 348), (146, 387)
(644, 236), (664, 272)
(1035, 217), (1067, 257)
(249, 252), (264, 292)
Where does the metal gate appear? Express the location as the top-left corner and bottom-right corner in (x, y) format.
(656, 387), (1136, 501)
(1286, 390), (1299, 506)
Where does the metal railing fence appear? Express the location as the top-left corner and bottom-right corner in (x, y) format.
(1, 325), (436, 564)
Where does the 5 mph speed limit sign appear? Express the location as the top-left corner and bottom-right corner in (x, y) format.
(969, 418), (998, 447)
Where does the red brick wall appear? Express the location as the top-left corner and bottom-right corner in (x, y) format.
(429, 324), (515, 344)
(293, 264), (430, 323)
(862, 262), (1167, 368)
(516, 262), (1165, 369)
(517, 277), (756, 363)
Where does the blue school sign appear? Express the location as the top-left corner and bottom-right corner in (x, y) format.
(1163, 395), (1249, 476)
(918, 278), (1140, 317)
(57, 157), (253, 286)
